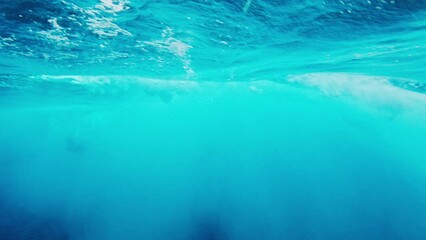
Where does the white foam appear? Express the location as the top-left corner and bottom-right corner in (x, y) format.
(37, 75), (199, 90)
(87, 17), (132, 37)
(37, 18), (75, 47)
(143, 27), (192, 58)
(141, 27), (194, 77)
(0, 36), (15, 49)
(96, 0), (130, 13)
(286, 72), (426, 109)
(66, 1), (132, 38)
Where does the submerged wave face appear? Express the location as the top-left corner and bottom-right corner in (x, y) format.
(1, 1), (426, 240)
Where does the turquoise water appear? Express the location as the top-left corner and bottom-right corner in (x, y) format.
(1, 1), (426, 239)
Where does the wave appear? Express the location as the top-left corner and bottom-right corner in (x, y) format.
(1, 73), (425, 116)
(0, 0), (425, 79)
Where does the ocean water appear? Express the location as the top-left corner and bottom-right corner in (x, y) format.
(1, 0), (426, 239)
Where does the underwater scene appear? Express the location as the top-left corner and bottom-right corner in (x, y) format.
(1, 0), (426, 239)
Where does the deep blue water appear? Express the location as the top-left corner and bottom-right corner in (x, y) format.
(1, 0), (426, 239)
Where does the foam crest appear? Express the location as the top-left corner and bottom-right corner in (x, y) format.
(287, 73), (426, 110)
